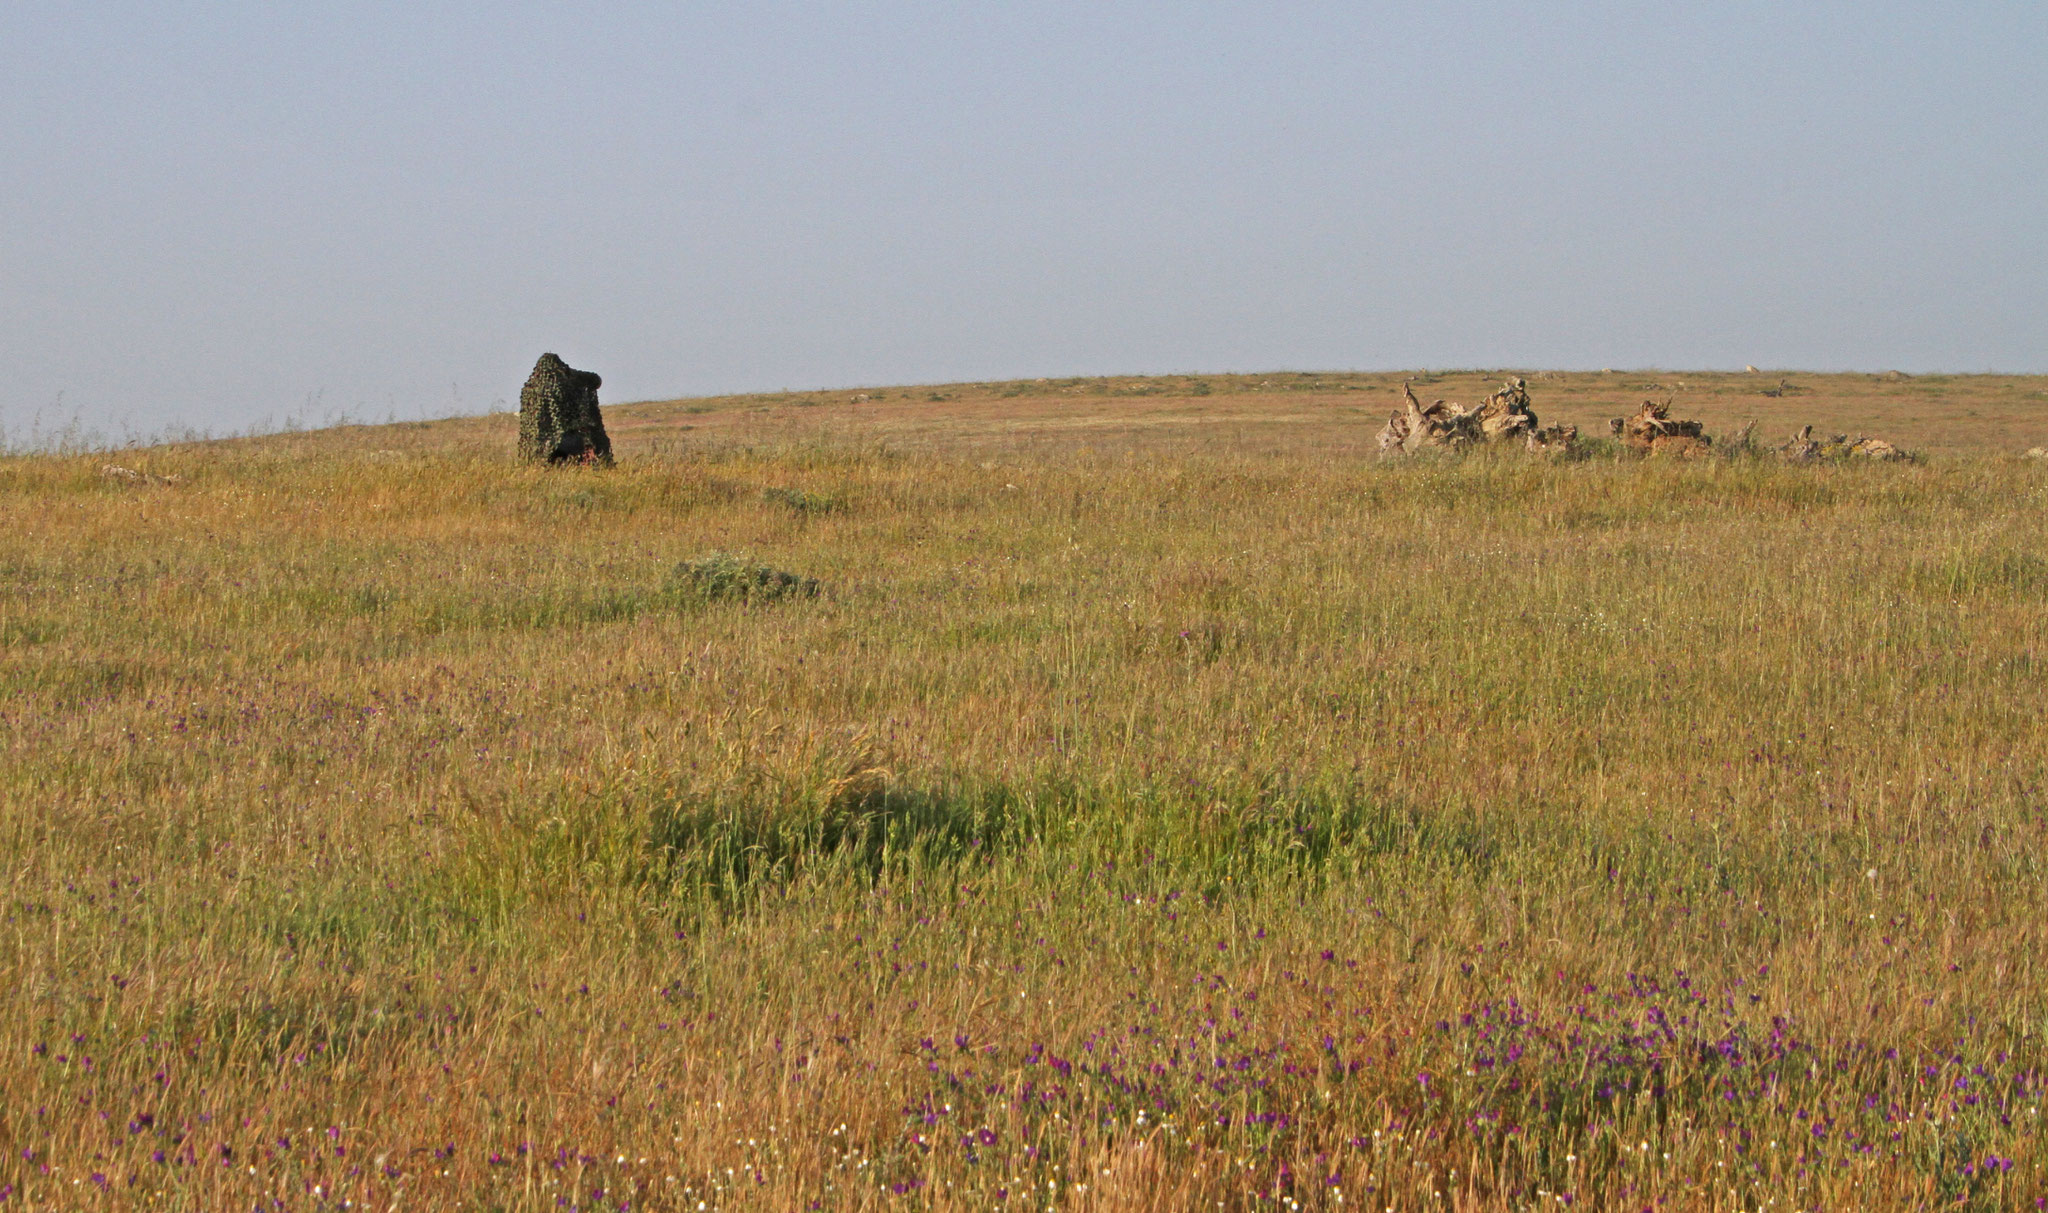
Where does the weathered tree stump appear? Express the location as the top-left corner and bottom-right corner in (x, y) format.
(1377, 384), (1483, 454)
(1377, 378), (1570, 457)
(1476, 377), (1539, 442)
(1611, 401), (1710, 457)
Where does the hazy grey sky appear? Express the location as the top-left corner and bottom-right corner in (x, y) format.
(3, 2), (2044, 438)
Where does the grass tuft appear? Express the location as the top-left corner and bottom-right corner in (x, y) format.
(666, 552), (821, 603)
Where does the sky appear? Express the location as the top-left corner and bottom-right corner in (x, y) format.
(3, 2), (2044, 440)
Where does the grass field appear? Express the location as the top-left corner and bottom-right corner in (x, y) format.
(4, 371), (2048, 1210)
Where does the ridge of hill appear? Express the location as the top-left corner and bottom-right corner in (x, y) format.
(139, 369), (2048, 461)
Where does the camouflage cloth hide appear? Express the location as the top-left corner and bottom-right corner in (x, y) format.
(518, 353), (613, 464)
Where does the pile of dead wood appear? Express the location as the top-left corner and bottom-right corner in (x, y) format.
(1778, 425), (1914, 463)
(1377, 378), (1577, 456)
(1379, 384), (1918, 466)
(1609, 400), (1711, 458)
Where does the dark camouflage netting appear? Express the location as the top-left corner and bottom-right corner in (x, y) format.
(518, 353), (613, 465)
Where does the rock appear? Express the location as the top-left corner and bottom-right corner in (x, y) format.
(1613, 400), (1709, 455)
(518, 353), (612, 465)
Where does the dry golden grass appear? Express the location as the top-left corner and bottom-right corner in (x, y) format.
(607, 369), (2048, 461)
(3, 372), (2047, 1210)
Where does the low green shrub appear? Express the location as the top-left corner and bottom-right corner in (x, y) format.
(667, 552), (819, 603)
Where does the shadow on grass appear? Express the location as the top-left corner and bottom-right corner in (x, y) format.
(626, 777), (1508, 907)
(1910, 549), (2048, 599)
(644, 776), (1014, 898)
(623, 771), (1932, 913)
(156, 987), (464, 1071)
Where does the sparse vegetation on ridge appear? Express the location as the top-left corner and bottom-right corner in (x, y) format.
(2, 376), (2047, 1209)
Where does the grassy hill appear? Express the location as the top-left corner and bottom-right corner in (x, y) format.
(3, 372), (2047, 1209)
